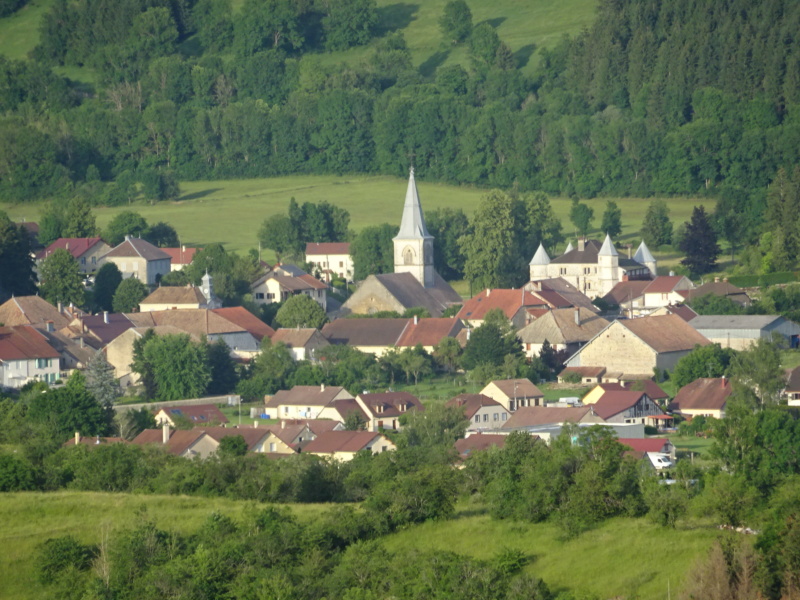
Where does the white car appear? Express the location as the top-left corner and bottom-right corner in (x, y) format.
(647, 453), (674, 470)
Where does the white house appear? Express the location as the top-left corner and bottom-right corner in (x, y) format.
(0, 325), (61, 388)
(305, 242), (353, 281)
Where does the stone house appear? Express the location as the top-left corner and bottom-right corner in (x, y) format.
(321, 318), (412, 356)
(517, 307), (609, 358)
(305, 242), (353, 281)
(480, 378), (545, 412)
(36, 237), (111, 274)
(0, 325), (61, 388)
(341, 272), (461, 317)
(100, 236), (171, 284)
(447, 394), (511, 431)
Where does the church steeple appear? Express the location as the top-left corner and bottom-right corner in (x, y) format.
(393, 167), (435, 287)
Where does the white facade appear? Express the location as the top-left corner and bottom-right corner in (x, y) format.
(393, 168), (435, 288)
(1, 357), (59, 388)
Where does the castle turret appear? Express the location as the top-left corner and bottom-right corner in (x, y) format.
(563, 241), (574, 254)
(597, 233), (620, 296)
(634, 239), (657, 278)
(529, 243), (551, 280)
(393, 168), (435, 288)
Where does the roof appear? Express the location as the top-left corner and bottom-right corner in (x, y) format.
(619, 314), (710, 353)
(131, 429), (211, 455)
(684, 281), (750, 303)
(786, 366), (800, 392)
(0, 325), (60, 360)
(279, 419), (342, 436)
(161, 247), (200, 265)
(619, 438), (671, 453)
(598, 233), (618, 257)
(357, 391), (423, 418)
(518, 308), (609, 345)
(141, 286), (207, 306)
(199, 427), (270, 450)
(527, 278), (599, 313)
(529, 243), (550, 266)
(603, 281), (651, 306)
(623, 379), (669, 400)
(136, 309), (249, 338)
(75, 313), (137, 345)
(63, 436), (126, 447)
(504, 406), (596, 428)
(395, 317), (464, 347)
(102, 236), (170, 261)
(454, 433), (508, 457)
(374, 272), (459, 315)
(211, 307), (275, 340)
(643, 276), (688, 294)
(689, 315), (785, 331)
(657, 304), (698, 322)
(592, 390), (652, 420)
(550, 239), (603, 265)
(447, 394), (504, 418)
(266, 385), (347, 408)
(0, 296), (71, 330)
(272, 328), (324, 348)
(669, 378), (733, 412)
(559, 366), (606, 378)
(485, 379), (544, 399)
(327, 398), (369, 422)
(156, 404), (229, 424)
(36, 237), (105, 261)
(322, 318), (412, 347)
(633, 240), (655, 264)
(303, 430), (386, 453)
(529, 289), (573, 309)
(393, 168), (432, 240)
(457, 289), (540, 321)
(306, 242), (351, 256)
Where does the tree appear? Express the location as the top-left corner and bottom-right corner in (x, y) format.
(207, 338), (238, 394)
(731, 338), (785, 406)
(425, 208), (470, 280)
(321, 0), (377, 51)
(343, 410), (366, 431)
(112, 278), (148, 313)
(62, 197), (96, 238)
(439, 0), (472, 44)
(259, 214), (301, 261)
(103, 211), (149, 247)
(469, 22), (500, 68)
(672, 343), (737, 388)
(569, 198), (595, 237)
(400, 403), (468, 448)
(688, 292), (743, 315)
(38, 203), (64, 247)
(140, 169), (180, 201)
(350, 223), (396, 280)
(139, 333), (211, 401)
(92, 263), (122, 312)
(274, 294), (328, 329)
(433, 336), (462, 373)
(0, 213), (37, 301)
(219, 434), (248, 457)
(461, 320), (521, 370)
(525, 192), (564, 253)
(39, 249), (84, 306)
(641, 199), (673, 247)
(85, 351), (121, 408)
(601, 200), (622, 238)
(27, 371), (113, 439)
(144, 222), (179, 247)
(680, 205), (720, 276)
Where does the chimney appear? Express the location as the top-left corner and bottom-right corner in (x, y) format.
(46, 320), (54, 332)
(254, 421), (258, 428)
(578, 238), (585, 252)
(125, 235), (131, 242)
(669, 271), (675, 277)
(58, 301), (63, 313)
(321, 383), (325, 391)
(413, 315), (418, 325)
(162, 422), (170, 444)
(715, 276), (720, 283)
(79, 336), (84, 348)
(486, 288), (491, 297)
(74, 431), (80, 445)
(574, 308), (580, 326)
(281, 420), (286, 429)
(95, 436), (100, 445)
(722, 375), (726, 387)
(103, 311), (109, 324)
(723, 277), (729, 283)
(65, 242), (70, 251)
(627, 244), (632, 259)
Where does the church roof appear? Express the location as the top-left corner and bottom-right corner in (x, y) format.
(394, 168), (432, 240)
(633, 240), (655, 264)
(529, 243), (551, 266)
(598, 233), (618, 257)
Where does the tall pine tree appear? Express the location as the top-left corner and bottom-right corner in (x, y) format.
(680, 205), (720, 277)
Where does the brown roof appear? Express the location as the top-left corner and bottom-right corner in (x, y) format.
(0, 296), (72, 330)
(527, 278), (599, 313)
(156, 404), (229, 425)
(786, 366), (800, 392)
(592, 390), (653, 420)
(447, 394), (504, 418)
(643, 276), (688, 294)
(395, 317), (464, 347)
(503, 406), (597, 428)
(454, 433), (508, 457)
(619, 314), (710, 353)
(327, 398), (369, 422)
(266, 385), (347, 408)
(132, 429), (212, 455)
(559, 366), (606, 378)
(272, 328), (323, 348)
(303, 430), (386, 453)
(102, 236), (170, 261)
(457, 289), (540, 321)
(659, 304), (698, 322)
(669, 378), (733, 412)
(518, 308), (609, 345)
(141, 286), (207, 306)
(357, 391), (423, 418)
(199, 427), (270, 450)
(550, 239), (603, 264)
(373, 272), (459, 316)
(0, 325), (60, 360)
(36, 237), (106, 261)
(322, 318), (411, 347)
(211, 307), (275, 340)
(603, 281), (650, 306)
(618, 438), (672, 454)
(74, 313), (137, 345)
(306, 242), (350, 255)
(279, 419), (342, 436)
(142, 309), (248, 337)
(684, 281), (751, 305)
(161, 247), (200, 265)
(623, 379), (669, 400)
(486, 378), (544, 399)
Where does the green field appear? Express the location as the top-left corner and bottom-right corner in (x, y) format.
(0, 174), (708, 262)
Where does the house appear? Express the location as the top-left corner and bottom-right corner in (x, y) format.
(649, 303), (698, 322)
(457, 289), (543, 330)
(689, 315), (800, 350)
(502, 405), (604, 430)
(355, 391), (424, 432)
(529, 236), (654, 298)
(321, 318), (412, 356)
(0, 325), (61, 388)
(517, 307), (609, 358)
(454, 433), (509, 459)
(200, 426), (274, 453)
(557, 366), (606, 385)
(317, 398), (370, 424)
(604, 275), (694, 316)
(601, 280), (651, 314)
(154, 404), (229, 427)
(305, 242), (353, 281)
(100, 236), (171, 284)
(265, 384), (354, 420)
(480, 378), (544, 412)
(785, 366), (800, 406)
(683, 278), (751, 307)
(341, 272), (461, 318)
(447, 394), (511, 430)
(67, 312), (138, 347)
(271, 328), (330, 361)
(161, 247), (200, 271)
(669, 377), (733, 419)
(394, 317), (465, 352)
(132, 425), (219, 459)
(302, 430), (396, 461)
(524, 278), (599, 314)
(251, 264), (328, 310)
(0, 295), (74, 331)
(591, 390), (667, 425)
(582, 380), (669, 406)
(105, 325), (196, 384)
(563, 314), (710, 374)
(211, 307), (275, 341)
(36, 237), (111, 274)
(139, 274), (222, 311)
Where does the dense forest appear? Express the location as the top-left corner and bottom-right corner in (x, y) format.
(2, 0), (800, 209)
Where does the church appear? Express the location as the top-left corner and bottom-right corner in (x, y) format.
(529, 236), (656, 298)
(340, 169), (462, 316)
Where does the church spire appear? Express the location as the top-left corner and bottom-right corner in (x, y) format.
(393, 167), (435, 288)
(394, 167), (432, 241)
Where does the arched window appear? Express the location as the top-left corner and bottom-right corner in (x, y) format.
(403, 246), (415, 265)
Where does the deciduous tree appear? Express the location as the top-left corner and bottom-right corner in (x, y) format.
(62, 197), (96, 238)
(601, 200), (622, 238)
(112, 277), (148, 313)
(439, 0), (472, 44)
(274, 294), (328, 328)
(39, 249), (84, 306)
(92, 262), (123, 312)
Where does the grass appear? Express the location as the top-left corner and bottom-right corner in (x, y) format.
(667, 434), (715, 458)
(0, 491), (335, 600)
(0, 0), (54, 60)
(383, 503), (718, 599)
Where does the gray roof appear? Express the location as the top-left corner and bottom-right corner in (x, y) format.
(518, 308), (609, 345)
(689, 315), (785, 330)
(393, 168), (432, 241)
(598, 233), (618, 257)
(529, 243), (551, 266)
(633, 240), (655, 264)
(102, 237), (170, 261)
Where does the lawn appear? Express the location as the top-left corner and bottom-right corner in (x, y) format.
(667, 434), (715, 458)
(0, 0), (54, 60)
(0, 491), (335, 600)
(383, 503), (718, 599)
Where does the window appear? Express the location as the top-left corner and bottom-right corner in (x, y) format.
(339, 261), (343, 267)
(560, 267), (567, 275)
(474, 415), (480, 423)
(134, 262), (139, 270)
(493, 413), (499, 421)
(483, 414), (488, 422)
(255, 293), (265, 300)
(91, 256), (96, 264)
(269, 442), (276, 452)
(36, 358), (50, 369)
(80, 257), (86, 265)
(266, 293), (275, 300)
(501, 413), (507, 421)
(381, 445), (387, 452)
(284, 407), (289, 414)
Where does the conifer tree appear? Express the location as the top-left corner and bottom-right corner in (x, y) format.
(85, 351), (121, 408)
(680, 205), (720, 276)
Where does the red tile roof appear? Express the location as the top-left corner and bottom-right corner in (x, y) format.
(161, 247), (200, 265)
(36, 237), (105, 261)
(592, 390), (651, 420)
(643, 276), (688, 294)
(457, 289), (540, 321)
(199, 427), (270, 450)
(212, 307), (275, 340)
(306, 242), (350, 255)
(131, 428), (212, 455)
(454, 433), (509, 457)
(669, 378), (733, 412)
(0, 325), (60, 360)
(618, 438), (672, 454)
(395, 317), (464, 347)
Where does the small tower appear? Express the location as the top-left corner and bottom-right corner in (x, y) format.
(563, 241), (574, 254)
(200, 271), (222, 309)
(597, 233), (620, 296)
(393, 167), (435, 288)
(529, 243), (551, 280)
(634, 239), (658, 279)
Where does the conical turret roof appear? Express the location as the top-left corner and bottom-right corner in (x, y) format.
(634, 240), (655, 264)
(598, 233), (618, 257)
(394, 167), (432, 240)
(529, 243), (551, 266)
(564, 241), (573, 253)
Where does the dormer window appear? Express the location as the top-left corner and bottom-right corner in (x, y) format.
(376, 404), (384, 414)
(399, 402), (407, 412)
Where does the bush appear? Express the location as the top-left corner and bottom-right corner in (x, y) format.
(0, 452), (37, 491)
(36, 536), (96, 584)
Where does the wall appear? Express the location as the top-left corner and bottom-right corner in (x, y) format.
(568, 321), (657, 373)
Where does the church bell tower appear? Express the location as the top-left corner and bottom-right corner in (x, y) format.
(393, 168), (435, 288)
